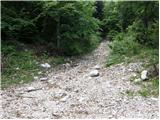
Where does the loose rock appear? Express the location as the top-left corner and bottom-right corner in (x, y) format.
(93, 65), (100, 70)
(60, 95), (70, 102)
(15, 67), (20, 70)
(141, 70), (148, 80)
(89, 70), (99, 77)
(34, 76), (38, 80)
(134, 78), (142, 83)
(38, 71), (42, 74)
(26, 87), (36, 92)
(40, 77), (48, 81)
(40, 63), (51, 68)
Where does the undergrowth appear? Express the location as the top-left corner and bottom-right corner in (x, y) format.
(138, 77), (159, 97)
(1, 42), (66, 89)
(106, 30), (159, 97)
(1, 39), (99, 89)
(106, 31), (159, 67)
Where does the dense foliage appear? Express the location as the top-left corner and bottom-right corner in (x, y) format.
(1, 1), (159, 89)
(1, 1), (102, 88)
(103, 1), (159, 66)
(103, 1), (159, 48)
(2, 1), (100, 55)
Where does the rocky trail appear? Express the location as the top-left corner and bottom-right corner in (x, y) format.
(0, 40), (159, 119)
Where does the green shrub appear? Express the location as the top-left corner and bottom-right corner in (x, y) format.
(139, 48), (159, 66)
(1, 44), (16, 55)
(51, 56), (66, 65)
(107, 30), (119, 40)
(1, 48), (39, 89)
(2, 1), (101, 56)
(147, 20), (159, 48)
(109, 32), (140, 56)
(106, 53), (125, 66)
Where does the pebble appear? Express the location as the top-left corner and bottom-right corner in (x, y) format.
(90, 70), (99, 77)
(151, 97), (158, 101)
(128, 68), (133, 72)
(141, 70), (148, 80)
(34, 76), (38, 80)
(40, 63), (51, 68)
(79, 97), (85, 102)
(132, 73), (137, 77)
(134, 78), (142, 83)
(40, 77), (48, 81)
(26, 87), (36, 92)
(15, 67), (20, 70)
(60, 95), (70, 102)
(93, 65), (100, 70)
(38, 72), (42, 74)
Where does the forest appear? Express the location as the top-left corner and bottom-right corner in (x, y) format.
(1, 1), (159, 119)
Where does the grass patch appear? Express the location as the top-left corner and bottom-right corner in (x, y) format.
(50, 56), (66, 65)
(106, 30), (158, 67)
(127, 77), (159, 97)
(1, 43), (67, 89)
(139, 48), (159, 67)
(129, 77), (159, 97)
(126, 90), (135, 97)
(106, 43), (158, 67)
(138, 88), (149, 97)
(138, 77), (159, 97)
(106, 54), (125, 67)
(106, 32), (159, 97)
(1, 49), (39, 89)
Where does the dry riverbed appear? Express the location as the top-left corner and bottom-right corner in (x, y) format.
(1, 41), (159, 119)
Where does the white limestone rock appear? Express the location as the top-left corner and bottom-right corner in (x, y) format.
(40, 77), (48, 81)
(26, 87), (36, 92)
(90, 70), (99, 77)
(40, 63), (51, 68)
(141, 70), (148, 80)
(34, 76), (38, 80)
(134, 78), (142, 83)
(93, 65), (101, 70)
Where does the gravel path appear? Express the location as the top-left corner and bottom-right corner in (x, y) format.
(1, 40), (159, 119)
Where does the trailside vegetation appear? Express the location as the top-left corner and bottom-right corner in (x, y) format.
(1, 1), (101, 88)
(1, 1), (159, 90)
(103, 1), (159, 96)
(103, 1), (159, 66)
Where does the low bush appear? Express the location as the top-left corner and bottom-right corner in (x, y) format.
(109, 29), (140, 56)
(1, 45), (39, 89)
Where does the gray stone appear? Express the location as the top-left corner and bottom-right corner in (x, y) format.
(34, 76), (38, 80)
(93, 65), (100, 70)
(141, 70), (148, 80)
(38, 71), (42, 74)
(90, 70), (99, 77)
(60, 95), (70, 102)
(134, 78), (142, 83)
(15, 67), (20, 70)
(128, 68), (133, 72)
(40, 63), (51, 68)
(26, 87), (36, 92)
(40, 77), (48, 81)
